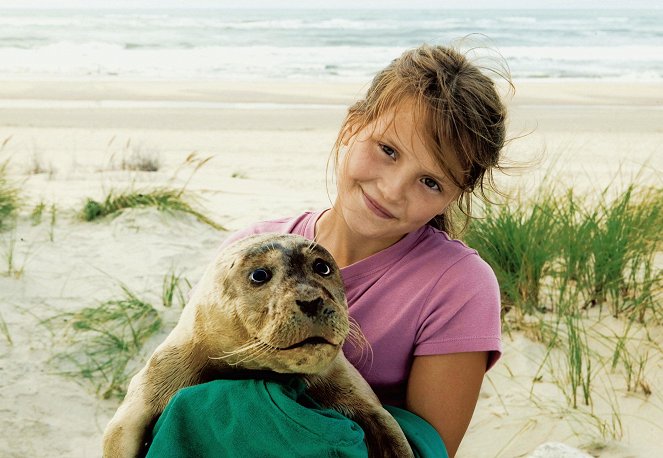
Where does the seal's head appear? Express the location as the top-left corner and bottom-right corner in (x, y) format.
(200, 233), (348, 374)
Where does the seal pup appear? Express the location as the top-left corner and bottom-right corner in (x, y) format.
(103, 233), (413, 458)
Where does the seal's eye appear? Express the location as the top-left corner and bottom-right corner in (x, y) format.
(249, 268), (272, 284)
(313, 259), (332, 277)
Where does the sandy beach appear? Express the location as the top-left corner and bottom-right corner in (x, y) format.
(0, 79), (661, 457)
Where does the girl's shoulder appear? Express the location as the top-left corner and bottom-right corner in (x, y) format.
(397, 226), (500, 298)
(410, 225), (490, 274)
(419, 225), (477, 253)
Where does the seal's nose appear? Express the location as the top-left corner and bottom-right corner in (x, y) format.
(296, 297), (323, 317)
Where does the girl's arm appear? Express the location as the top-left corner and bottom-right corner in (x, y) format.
(405, 351), (488, 458)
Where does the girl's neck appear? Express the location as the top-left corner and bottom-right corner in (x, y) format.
(314, 207), (397, 268)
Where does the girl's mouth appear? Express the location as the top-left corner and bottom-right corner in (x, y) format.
(362, 191), (395, 219)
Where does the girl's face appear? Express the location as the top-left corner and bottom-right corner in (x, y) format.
(336, 103), (462, 245)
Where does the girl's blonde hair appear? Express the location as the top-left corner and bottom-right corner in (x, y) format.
(333, 44), (509, 236)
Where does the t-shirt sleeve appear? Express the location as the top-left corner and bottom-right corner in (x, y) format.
(413, 253), (502, 371)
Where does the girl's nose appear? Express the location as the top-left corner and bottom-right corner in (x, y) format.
(377, 172), (408, 204)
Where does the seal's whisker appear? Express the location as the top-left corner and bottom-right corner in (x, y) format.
(228, 348), (264, 365)
(347, 318), (367, 347)
(242, 343), (276, 364)
(223, 339), (264, 355)
(233, 340), (277, 363)
(209, 339), (265, 361)
(235, 341), (279, 365)
(346, 330), (367, 355)
(220, 341), (274, 365)
(346, 318), (374, 370)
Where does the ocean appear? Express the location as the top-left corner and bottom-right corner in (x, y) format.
(0, 7), (661, 81)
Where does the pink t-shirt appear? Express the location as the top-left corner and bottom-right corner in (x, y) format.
(218, 210), (502, 407)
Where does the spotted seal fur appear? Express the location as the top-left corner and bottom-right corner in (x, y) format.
(102, 233), (413, 458)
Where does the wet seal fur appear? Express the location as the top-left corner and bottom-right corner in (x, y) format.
(103, 233), (413, 458)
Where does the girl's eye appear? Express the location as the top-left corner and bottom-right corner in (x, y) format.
(421, 177), (441, 192)
(380, 143), (396, 159)
(249, 268), (272, 284)
(313, 259), (332, 277)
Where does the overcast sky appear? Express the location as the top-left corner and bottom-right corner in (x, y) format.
(0, 0), (660, 9)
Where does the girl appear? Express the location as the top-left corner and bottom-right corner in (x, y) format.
(215, 43), (506, 457)
(151, 43), (507, 458)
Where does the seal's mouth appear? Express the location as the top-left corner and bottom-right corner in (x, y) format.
(279, 336), (335, 350)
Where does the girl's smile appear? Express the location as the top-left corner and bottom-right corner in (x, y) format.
(361, 188), (396, 219)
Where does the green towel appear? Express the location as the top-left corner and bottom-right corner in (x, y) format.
(147, 376), (447, 458)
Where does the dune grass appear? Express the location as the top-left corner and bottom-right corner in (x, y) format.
(465, 179), (662, 415)
(162, 269), (190, 308)
(27, 152), (56, 177)
(1, 224), (34, 279)
(106, 136), (161, 172)
(45, 286), (162, 399)
(0, 161), (20, 230)
(120, 150), (161, 172)
(464, 192), (558, 316)
(0, 311), (11, 345)
(547, 191), (595, 300)
(586, 186), (662, 320)
(30, 202), (45, 226)
(80, 188), (224, 230)
(2, 229), (18, 277)
(48, 203), (57, 242)
(466, 182), (662, 323)
(611, 324), (651, 395)
(564, 311), (592, 408)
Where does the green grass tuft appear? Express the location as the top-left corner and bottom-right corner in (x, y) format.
(80, 188), (225, 230)
(464, 192), (558, 316)
(466, 182), (661, 323)
(120, 150), (160, 172)
(586, 185), (662, 320)
(467, 178), (661, 416)
(0, 161), (20, 230)
(0, 311), (11, 345)
(45, 286), (162, 399)
(49, 203), (57, 242)
(30, 202), (46, 226)
(162, 269), (190, 308)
